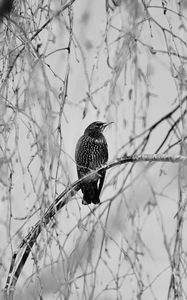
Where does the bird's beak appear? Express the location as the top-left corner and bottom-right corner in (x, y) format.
(102, 122), (114, 130)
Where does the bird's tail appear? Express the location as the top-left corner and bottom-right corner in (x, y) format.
(82, 182), (100, 205)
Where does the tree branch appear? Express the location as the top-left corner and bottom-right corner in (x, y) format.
(4, 153), (187, 299)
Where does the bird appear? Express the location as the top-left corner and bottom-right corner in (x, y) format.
(75, 121), (112, 205)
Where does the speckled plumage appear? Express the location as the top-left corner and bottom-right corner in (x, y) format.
(75, 121), (109, 205)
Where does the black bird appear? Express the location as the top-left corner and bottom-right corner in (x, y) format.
(75, 121), (112, 205)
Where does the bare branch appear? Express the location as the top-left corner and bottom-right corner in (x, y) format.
(4, 152), (187, 299)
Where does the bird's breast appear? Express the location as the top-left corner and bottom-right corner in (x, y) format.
(75, 134), (108, 170)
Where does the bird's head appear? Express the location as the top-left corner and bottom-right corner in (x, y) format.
(84, 121), (113, 134)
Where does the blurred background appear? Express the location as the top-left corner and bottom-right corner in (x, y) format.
(0, 0), (187, 299)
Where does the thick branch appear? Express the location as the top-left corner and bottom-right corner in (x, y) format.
(4, 153), (187, 299)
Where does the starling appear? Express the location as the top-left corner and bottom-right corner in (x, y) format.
(75, 121), (112, 205)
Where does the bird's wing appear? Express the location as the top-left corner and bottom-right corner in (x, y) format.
(97, 139), (108, 195)
(98, 170), (106, 195)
